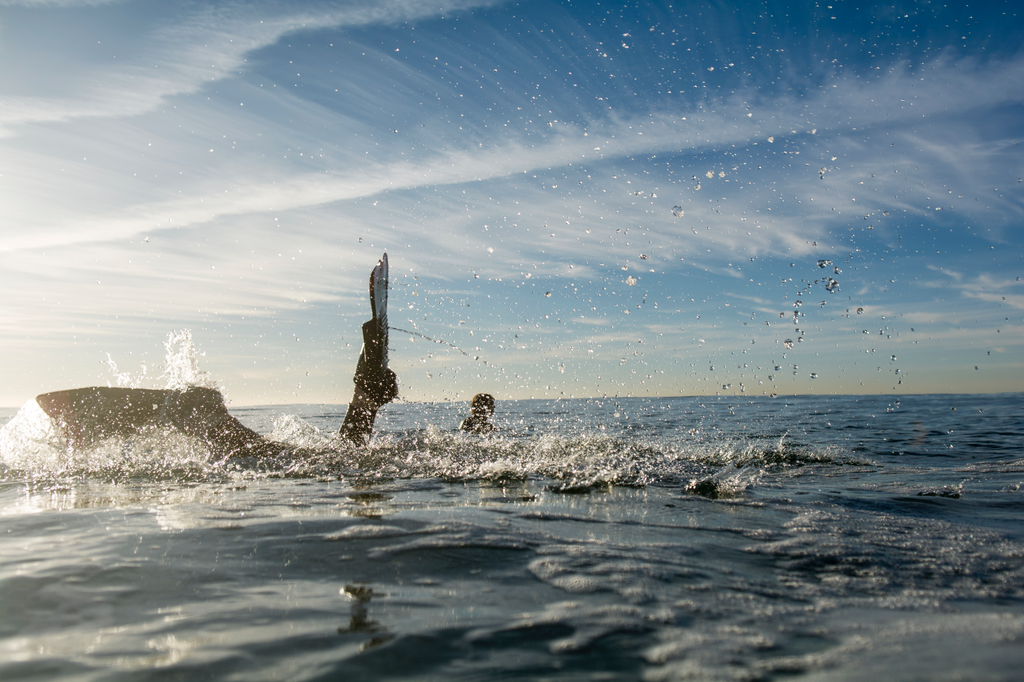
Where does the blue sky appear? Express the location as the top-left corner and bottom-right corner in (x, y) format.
(0, 0), (1021, 406)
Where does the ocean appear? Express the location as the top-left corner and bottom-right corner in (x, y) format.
(1, 392), (1023, 681)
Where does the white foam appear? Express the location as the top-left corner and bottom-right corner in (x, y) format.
(162, 330), (217, 392)
(0, 399), (64, 474)
(325, 525), (411, 540)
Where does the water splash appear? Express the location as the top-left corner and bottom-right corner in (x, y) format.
(0, 397), (218, 482)
(263, 421), (856, 492)
(105, 354), (144, 388)
(162, 330), (217, 391)
(1, 329), (223, 480)
(0, 400), (60, 475)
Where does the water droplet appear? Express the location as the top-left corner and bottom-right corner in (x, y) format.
(784, 339), (794, 349)
(891, 355), (896, 361)
(705, 170), (714, 179)
(671, 205), (684, 217)
(857, 307), (864, 314)
(545, 291), (552, 297)
(626, 276), (637, 286)
(774, 365), (781, 371)
(767, 136), (774, 143)
(794, 300), (802, 308)
(810, 372), (818, 379)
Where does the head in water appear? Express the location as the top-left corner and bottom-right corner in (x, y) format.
(470, 393), (495, 418)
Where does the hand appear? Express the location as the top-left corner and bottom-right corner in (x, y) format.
(356, 367), (398, 408)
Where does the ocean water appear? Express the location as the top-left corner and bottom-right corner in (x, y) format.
(1, 392), (1023, 681)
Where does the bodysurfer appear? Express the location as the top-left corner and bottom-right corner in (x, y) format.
(339, 254), (398, 444)
(460, 393), (496, 434)
(34, 253), (398, 455)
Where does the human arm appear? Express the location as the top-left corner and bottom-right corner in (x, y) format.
(340, 319), (398, 445)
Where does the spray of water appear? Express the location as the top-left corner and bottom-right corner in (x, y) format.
(162, 330), (217, 391)
(105, 354), (145, 388)
(1, 330), (225, 479)
(1, 331), (854, 490)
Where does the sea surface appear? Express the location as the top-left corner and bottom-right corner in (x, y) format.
(1, 393), (1023, 681)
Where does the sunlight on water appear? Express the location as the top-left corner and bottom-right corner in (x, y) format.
(2, 330), (858, 494)
(0, 330), (223, 480)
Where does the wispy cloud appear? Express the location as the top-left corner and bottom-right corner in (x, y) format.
(0, 0), (125, 6)
(0, 0), (505, 136)
(922, 267), (1024, 310)
(8, 51), (1023, 256)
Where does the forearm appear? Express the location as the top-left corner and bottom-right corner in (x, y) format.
(340, 387), (380, 445)
(340, 318), (398, 445)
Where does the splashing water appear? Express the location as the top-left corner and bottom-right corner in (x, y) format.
(0, 398), (219, 482)
(0, 330), (223, 479)
(105, 354), (144, 388)
(263, 420), (838, 494)
(162, 330), (217, 391)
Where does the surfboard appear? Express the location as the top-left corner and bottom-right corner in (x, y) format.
(369, 253), (389, 367)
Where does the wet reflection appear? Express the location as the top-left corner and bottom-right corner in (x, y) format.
(338, 583), (394, 651)
(345, 491), (393, 519)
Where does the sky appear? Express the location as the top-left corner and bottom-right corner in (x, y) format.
(0, 0), (1021, 406)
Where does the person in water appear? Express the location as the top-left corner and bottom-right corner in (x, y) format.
(338, 317), (398, 445)
(460, 393), (496, 433)
(35, 255), (398, 454)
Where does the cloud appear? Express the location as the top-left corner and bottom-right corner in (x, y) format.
(0, 0), (506, 136)
(0, 0), (125, 6)
(7, 46), (1021, 267)
(922, 268), (1024, 310)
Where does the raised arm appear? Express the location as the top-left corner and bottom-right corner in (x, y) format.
(340, 319), (398, 444)
(340, 253), (397, 445)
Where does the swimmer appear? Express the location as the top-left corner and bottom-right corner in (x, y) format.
(339, 253), (397, 445)
(338, 319), (398, 445)
(35, 255), (397, 455)
(460, 393), (496, 433)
